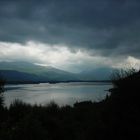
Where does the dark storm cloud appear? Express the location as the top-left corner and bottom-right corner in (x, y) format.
(0, 0), (140, 57)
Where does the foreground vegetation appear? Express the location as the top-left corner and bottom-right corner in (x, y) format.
(0, 70), (140, 140)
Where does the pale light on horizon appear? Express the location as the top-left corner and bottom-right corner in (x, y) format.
(0, 41), (140, 72)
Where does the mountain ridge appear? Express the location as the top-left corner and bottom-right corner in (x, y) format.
(0, 61), (79, 83)
(0, 61), (112, 83)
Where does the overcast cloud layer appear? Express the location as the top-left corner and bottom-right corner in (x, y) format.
(0, 0), (140, 71)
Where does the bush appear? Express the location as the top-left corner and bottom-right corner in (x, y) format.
(110, 68), (137, 87)
(0, 77), (5, 108)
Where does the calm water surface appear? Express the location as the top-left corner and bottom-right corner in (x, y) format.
(4, 82), (112, 106)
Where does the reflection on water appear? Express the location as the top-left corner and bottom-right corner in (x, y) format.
(4, 82), (112, 106)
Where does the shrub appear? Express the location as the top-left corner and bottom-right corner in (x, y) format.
(0, 77), (5, 108)
(110, 68), (137, 87)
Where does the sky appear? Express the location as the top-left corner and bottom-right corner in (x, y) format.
(0, 0), (140, 72)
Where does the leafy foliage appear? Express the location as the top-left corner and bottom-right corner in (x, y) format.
(0, 77), (5, 108)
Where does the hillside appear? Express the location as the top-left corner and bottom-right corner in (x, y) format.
(0, 70), (40, 84)
(79, 67), (113, 80)
(0, 61), (112, 83)
(0, 61), (79, 83)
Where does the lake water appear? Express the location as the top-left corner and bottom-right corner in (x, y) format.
(4, 82), (112, 106)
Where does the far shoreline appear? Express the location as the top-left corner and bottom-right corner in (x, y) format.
(5, 80), (112, 85)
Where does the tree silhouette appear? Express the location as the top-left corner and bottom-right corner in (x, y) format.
(0, 77), (5, 108)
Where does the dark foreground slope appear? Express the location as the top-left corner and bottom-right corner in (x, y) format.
(0, 70), (140, 140)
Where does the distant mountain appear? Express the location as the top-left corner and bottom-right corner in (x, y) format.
(78, 67), (114, 81)
(0, 70), (40, 84)
(0, 61), (113, 83)
(0, 61), (79, 83)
